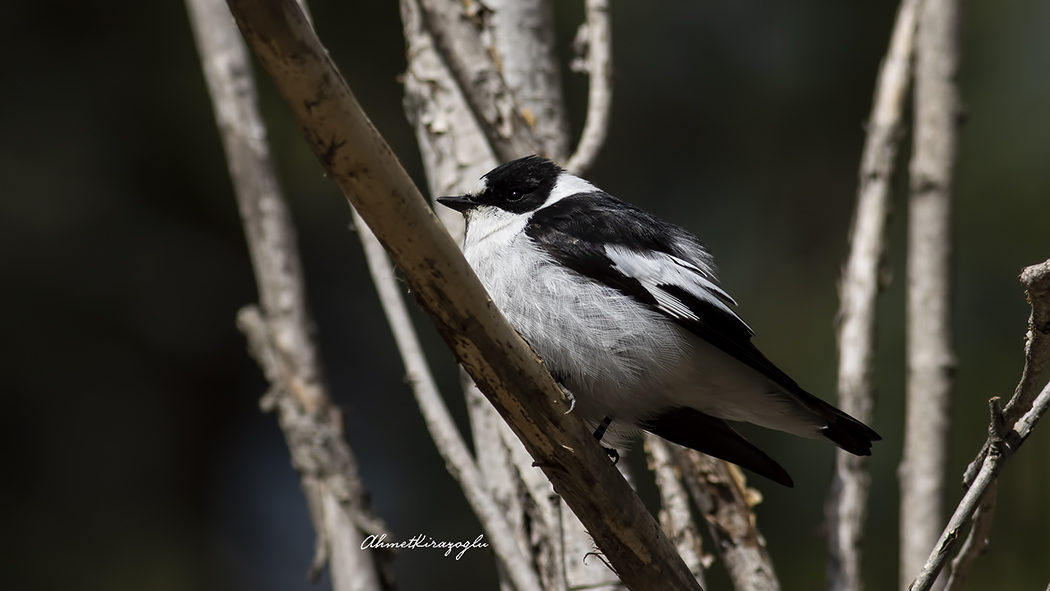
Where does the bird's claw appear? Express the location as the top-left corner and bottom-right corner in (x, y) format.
(560, 385), (577, 414)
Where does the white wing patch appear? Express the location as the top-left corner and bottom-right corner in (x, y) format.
(604, 245), (753, 335)
(666, 253), (738, 306)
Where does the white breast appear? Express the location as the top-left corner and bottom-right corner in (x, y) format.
(463, 212), (691, 430)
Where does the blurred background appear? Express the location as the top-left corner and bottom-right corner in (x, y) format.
(2, 0), (1047, 589)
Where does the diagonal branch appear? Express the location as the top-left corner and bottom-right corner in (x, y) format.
(942, 481), (996, 591)
(564, 0), (613, 175)
(826, 2), (921, 590)
(910, 380), (1050, 591)
(185, 0), (389, 588)
(353, 209), (544, 591)
(223, 1), (703, 589)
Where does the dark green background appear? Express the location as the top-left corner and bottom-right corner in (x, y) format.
(3, 0), (1047, 589)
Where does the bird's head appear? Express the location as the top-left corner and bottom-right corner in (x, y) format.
(437, 155), (562, 217)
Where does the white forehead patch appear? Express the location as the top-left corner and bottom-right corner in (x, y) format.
(469, 177), (489, 196)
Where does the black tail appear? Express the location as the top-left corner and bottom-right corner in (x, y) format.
(820, 410), (882, 456)
(789, 389), (882, 456)
(640, 407), (795, 487)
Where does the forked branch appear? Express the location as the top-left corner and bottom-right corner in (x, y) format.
(909, 259), (1050, 591)
(186, 0), (389, 588)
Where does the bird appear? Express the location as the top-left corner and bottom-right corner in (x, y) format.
(437, 155), (880, 487)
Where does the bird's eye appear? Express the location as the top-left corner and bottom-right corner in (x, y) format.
(507, 190), (522, 202)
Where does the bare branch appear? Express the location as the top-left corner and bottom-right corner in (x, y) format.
(353, 209), (544, 591)
(672, 446), (781, 591)
(964, 258), (1050, 486)
(414, 0), (541, 161)
(910, 381), (1050, 591)
(185, 1), (388, 588)
(223, 1), (703, 588)
(238, 309), (390, 589)
(1009, 370), (1050, 443)
(564, 0), (613, 175)
(645, 435), (708, 589)
(942, 481), (996, 591)
(398, 0), (495, 241)
(909, 259), (1050, 590)
(486, 0), (571, 162)
(826, 2), (920, 590)
(900, 0), (961, 586)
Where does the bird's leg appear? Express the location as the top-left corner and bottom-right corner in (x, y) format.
(592, 416), (619, 464)
(593, 416), (612, 441)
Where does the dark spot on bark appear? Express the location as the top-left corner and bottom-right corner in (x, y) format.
(319, 137), (346, 168)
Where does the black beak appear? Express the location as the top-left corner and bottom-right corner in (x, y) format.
(436, 195), (477, 212)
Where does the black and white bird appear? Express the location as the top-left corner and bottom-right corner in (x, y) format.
(438, 155), (880, 487)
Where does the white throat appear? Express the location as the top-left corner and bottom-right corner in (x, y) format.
(463, 206), (530, 255)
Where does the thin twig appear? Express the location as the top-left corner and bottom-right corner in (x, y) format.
(910, 381), (1050, 591)
(900, 0), (961, 586)
(672, 446), (781, 591)
(223, 3), (704, 587)
(964, 259), (1050, 486)
(564, 0), (613, 175)
(826, 2), (921, 590)
(353, 209), (544, 591)
(943, 481), (996, 591)
(414, 0), (541, 161)
(185, 0), (388, 588)
(916, 258), (1049, 587)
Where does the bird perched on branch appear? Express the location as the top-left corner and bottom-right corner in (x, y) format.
(438, 155), (880, 487)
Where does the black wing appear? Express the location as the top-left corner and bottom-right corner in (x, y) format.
(639, 407), (794, 487)
(526, 193), (881, 456)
